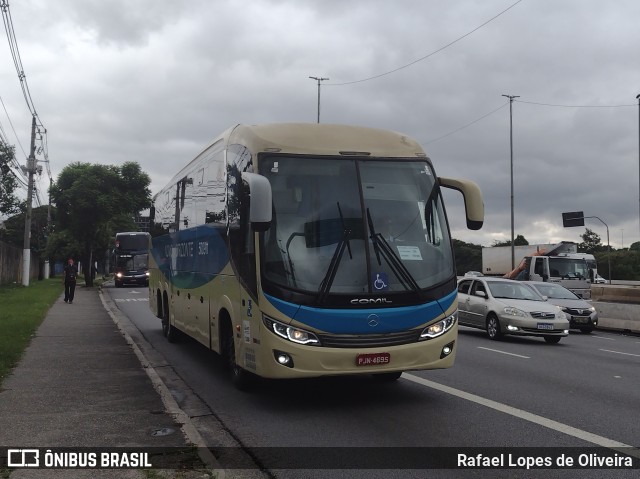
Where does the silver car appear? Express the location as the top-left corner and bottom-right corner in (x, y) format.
(525, 281), (598, 333)
(457, 277), (569, 344)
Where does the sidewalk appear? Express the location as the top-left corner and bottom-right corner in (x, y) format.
(0, 286), (213, 478)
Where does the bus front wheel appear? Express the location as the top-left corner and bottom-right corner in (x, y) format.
(223, 327), (253, 391)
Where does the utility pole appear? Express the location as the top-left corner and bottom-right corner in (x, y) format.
(502, 94), (519, 270)
(637, 94), (640, 246)
(309, 76), (329, 123)
(21, 115), (37, 286)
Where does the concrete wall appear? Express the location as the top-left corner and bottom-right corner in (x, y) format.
(594, 302), (640, 334)
(591, 284), (640, 303)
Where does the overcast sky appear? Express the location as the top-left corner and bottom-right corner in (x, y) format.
(1, 0), (639, 248)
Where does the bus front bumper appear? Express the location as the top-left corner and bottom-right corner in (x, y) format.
(247, 325), (458, 379)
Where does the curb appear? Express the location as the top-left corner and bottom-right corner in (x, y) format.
(98, 288), (224, 477)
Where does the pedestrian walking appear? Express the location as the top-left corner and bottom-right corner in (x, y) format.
(63, 257), (78, 304)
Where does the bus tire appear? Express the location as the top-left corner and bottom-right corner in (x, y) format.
(372, 371), (402, 382)
(223, 327), (253, 391)
(115, 280), (123, 288)
(162, 300), (179, 343)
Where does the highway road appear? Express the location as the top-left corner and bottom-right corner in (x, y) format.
(106, 284), (640, 479)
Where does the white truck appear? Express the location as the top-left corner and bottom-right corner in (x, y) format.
(481, 242), (595, 299)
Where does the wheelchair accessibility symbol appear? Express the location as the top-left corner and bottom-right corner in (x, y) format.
(372, 272), (389, 291)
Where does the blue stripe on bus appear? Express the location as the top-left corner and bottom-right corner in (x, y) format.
(264, 290), (457, 334)
(150, 225), (229, 289)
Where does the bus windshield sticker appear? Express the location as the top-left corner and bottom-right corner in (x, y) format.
(396, 246), (422, 261)
(372, 272), (389, 291)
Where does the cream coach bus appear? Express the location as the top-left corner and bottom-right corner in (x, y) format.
(149, 123), (483, 389)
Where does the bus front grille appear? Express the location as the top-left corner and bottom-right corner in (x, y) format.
(317, 330), (422, 348)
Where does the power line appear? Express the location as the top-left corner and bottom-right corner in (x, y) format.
(1, 0), (39, 116)
(0, 95), (28, 158)
(424, 102), (508, 145)
(1, 0), (49, 183)
(423, 96), (637, 146)
(516, 99), (636, 108)
(1, 0), (47, 285)
(329, 0), (525, 86)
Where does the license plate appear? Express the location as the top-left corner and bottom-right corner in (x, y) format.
(356, 352), (390, 366)
(537, 323), (554, 330)
(572, 316), (588, 323)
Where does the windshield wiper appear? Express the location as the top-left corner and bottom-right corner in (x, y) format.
(424, 182), (441, 245)
(317, 203), (353, 305)
(367, 208), (420, 293)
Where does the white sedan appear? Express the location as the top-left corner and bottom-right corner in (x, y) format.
(457, 277), (569, 344)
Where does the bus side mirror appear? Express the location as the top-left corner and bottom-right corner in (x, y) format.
(438, 177), (484, 230)
(241, 172), (272, 232)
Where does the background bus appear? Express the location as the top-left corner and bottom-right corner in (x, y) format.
(113, 232), (150, 288)
(148, 123), (483, 388)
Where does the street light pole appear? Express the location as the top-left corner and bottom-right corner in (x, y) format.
(309, 76), (329, 123)
(637, 94), (640, 246)
(502, 94), (520, 269)
(584, 216), (612, 285)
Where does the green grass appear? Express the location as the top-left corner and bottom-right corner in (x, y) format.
(0, 278), (63, 386)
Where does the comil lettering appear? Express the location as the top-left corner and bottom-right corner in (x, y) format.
(350, 298), (393, 305)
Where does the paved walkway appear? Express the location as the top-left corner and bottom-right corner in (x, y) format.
(0, 286), (213, 478)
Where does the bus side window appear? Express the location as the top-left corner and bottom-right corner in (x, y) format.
(205, 150), (226, 225)
(227, 145), (257, 298)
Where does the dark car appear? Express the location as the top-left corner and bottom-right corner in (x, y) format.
(526, 281), (598, 333)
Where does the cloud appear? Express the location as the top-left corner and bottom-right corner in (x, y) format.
(1, 0), (639, 247)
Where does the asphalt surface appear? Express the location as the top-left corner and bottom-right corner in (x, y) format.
(109, 284), (640, 479)
(0, 287), (636, 479)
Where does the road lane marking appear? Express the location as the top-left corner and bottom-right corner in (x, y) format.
(477, 347), (530, 359)
(599, 349), (640, 358)
(590, 334), (614, 341)
(114, 298), (149, 302)
(403, 373), (634, 451)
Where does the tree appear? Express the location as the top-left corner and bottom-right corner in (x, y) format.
(0, 142), (21, 218)
(578, 228), (606, 254)
(492, 234), (529, 247)
(50, 162), (151, 286)
(452, 239), (482, 275)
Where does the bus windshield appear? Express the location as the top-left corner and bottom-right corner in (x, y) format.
(116, 253), (148, 271)
(260, 156), (453, 295)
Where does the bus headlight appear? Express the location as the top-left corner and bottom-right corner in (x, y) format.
(420, 312), (457, 340)
(263, 316), (320, 345)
